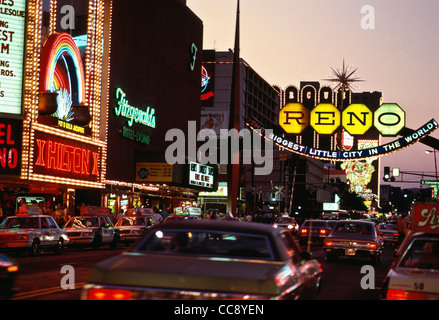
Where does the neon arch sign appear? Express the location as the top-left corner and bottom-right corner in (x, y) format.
(39, 32), (86, 106)
(246, 117), (438, 161)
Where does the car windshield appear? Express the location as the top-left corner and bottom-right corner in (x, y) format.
(135, 229), (274, 260)
(379, 224), (396, 230)
(400, 239), (439, 270)
(0, 217), (39, 229)
(276, 217), (294, 224)
(303, 221), (327, 227)
(116, 217), (147, 227)
(333, 222), (373, 234)
(65, 217), (99, 228)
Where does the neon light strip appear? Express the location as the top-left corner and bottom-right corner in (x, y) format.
(246, 117), (438, 161)
(40, 33), (85, 104)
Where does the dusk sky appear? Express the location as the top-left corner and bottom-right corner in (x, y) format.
(187, 0), (439, 189)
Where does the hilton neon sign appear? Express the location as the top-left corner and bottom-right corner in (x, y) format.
(33, 131), (101, 181)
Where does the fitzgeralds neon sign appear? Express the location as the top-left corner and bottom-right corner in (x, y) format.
(115, 88), (156, 128)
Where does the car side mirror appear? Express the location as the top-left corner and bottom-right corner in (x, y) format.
(300, 251), (311, 260)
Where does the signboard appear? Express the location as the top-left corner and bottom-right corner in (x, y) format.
(199, 182), (228, 197)
(247, 117), (438, 161)
(420, 180), (439, 186)
(83, 206), (111, 215)
(189, 161), (214, 189)
(342, 104), (373, 135)
(0, 0), (26, 115)
(411, 202), (439, 233)
(0, 118), (22, 176)
(279, 102), (406, 136)
(33, 131), (102, 182)
(115, 88), (156, 128)
(136, 162), (173, 182)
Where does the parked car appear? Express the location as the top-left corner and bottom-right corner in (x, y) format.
(82, 220), (322, 300)
(0, 253), (18, 299)
(299, 220), (332, 245)
(382, 202), (439, 300)
(64, 215), (119, 250)
(324, 220), (383, 264)
(377, 223), (399, 245)
(273, 216), (298, 234)
(0, 208), (69, 256)
(115, 215), (156, 245)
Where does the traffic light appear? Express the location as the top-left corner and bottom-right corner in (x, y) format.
(383, 166), (390, 181)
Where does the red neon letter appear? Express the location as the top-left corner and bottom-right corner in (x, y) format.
(35, 139), (46, 166)
(92, 152), (100, 176)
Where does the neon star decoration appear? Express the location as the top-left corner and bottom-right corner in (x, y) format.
(323, 59), (364, 94)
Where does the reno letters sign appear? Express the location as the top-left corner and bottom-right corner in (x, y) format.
(33, 131), (101, 182)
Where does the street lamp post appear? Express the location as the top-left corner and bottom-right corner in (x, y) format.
(425, 150), (438, 181)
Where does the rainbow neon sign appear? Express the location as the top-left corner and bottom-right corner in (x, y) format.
(39, 32), (86, 106)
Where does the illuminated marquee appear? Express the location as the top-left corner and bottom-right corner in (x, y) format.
(0, 118), (22, 176)
(280, 102), (405, 136)
(0, 0), (27, 115)
(189, 162), (214, 189)
(33, 131), (101, 182)
(247, 117), (438, 161)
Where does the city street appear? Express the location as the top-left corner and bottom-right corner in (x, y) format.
(9, 237), (395, 301)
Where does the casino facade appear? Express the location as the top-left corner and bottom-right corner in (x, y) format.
(0, 0), (210, 216)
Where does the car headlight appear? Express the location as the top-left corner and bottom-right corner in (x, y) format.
(287, 225), (293, 229)
(273, 224), (278, 228)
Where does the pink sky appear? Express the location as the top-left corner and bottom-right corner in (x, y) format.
(187, 0), (439, 189)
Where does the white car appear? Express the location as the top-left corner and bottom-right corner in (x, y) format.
(115, 215), (156, 245)
(64, 215), (119, 250)
(0, 211), (69, 256)
(382, 202), (439, 300)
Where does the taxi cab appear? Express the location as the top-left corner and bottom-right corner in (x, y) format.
(0, 205), (69, 256)
(382, 202), (439, 300)
(115, 215), (156, 245)
(63, 207), (119, 250)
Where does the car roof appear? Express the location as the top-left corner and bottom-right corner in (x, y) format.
(334, 219), (375, 224)
(148, 219), (278, 236)
(9, 215), (52, 218)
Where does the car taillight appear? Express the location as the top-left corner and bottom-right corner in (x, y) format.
(393, 233), (399, 237)
(369, 243), (377, 249)
(386, 289), (427, 300)
(320, 229), (326, 235)
(16, 234), (29, 241)
(325, 241), (333, 247)
(88, 288), (132, 300)
(378, 232), (383, 235)
(301, 229), (307, 234)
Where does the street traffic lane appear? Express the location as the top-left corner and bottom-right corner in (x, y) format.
(301, 243), (395, 300)
(11, 246), (126, 300)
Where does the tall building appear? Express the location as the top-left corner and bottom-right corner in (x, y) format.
(199, 50), (286, 215)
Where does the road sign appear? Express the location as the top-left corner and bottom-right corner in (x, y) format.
(420, 180), (439, 186)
